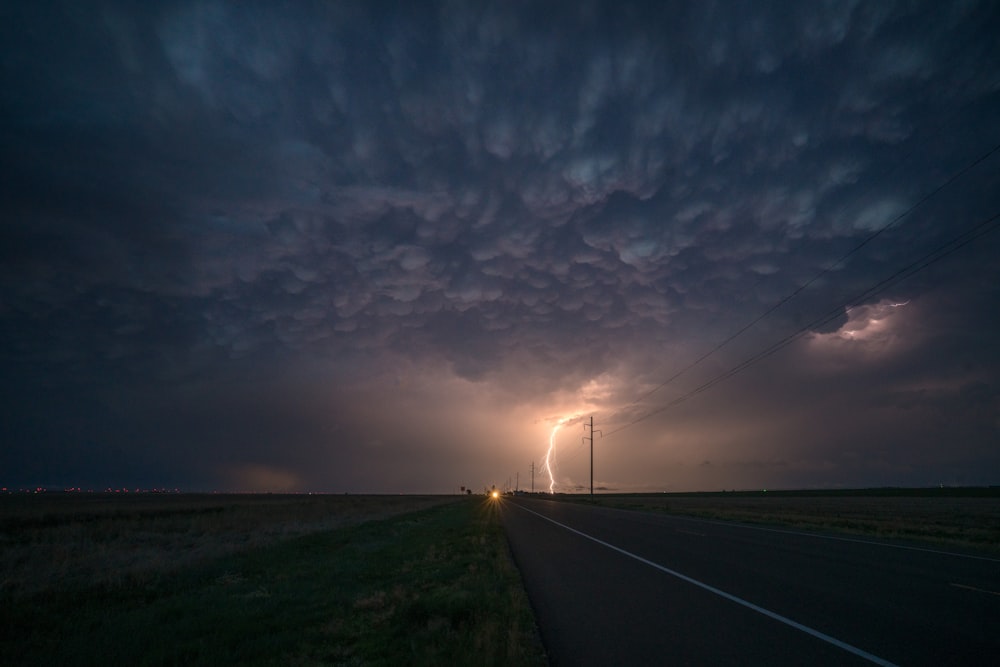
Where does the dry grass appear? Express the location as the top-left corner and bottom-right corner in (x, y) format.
(1, 496), (546, 666)
(0, 493), (455, 598)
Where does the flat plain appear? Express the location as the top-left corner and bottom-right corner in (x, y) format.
(4, 488), (996, 664)
(0, 493), (546, 666)
(557, 487), (1000, 553)
(0, 493), (453, 598)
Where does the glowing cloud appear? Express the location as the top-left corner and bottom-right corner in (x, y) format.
(806, 298), (917, 363)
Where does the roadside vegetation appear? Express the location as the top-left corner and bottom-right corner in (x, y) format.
(0, 494), (546, 666)
(0, 493), (453, 598)
(556, 487), (1000, 553)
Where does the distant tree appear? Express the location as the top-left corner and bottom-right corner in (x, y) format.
(460, 486), (465, 494)
(466, 488), (472, 495)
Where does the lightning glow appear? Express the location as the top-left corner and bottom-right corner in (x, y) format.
(542, 421), (564, 493)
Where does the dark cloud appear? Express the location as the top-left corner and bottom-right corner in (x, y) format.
(2, 1), (999, 491)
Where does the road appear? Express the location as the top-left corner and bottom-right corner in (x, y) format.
(500, 497), (1000, 666)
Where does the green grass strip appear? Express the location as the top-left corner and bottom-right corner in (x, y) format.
(2, 497), (547, 666)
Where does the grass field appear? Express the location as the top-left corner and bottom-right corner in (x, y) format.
(556, 487), (1000, 552)
(0, 494), (546, 666)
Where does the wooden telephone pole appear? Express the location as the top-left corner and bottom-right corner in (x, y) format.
(583, 416), (602, 497)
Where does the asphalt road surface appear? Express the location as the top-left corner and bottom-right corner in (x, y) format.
(501, 497), (1000, 666)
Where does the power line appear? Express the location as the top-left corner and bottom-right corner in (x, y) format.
(544, 139), (1000, 474)
(534, 113), (999, 489)
(604, 209), (1000, 438)
(619, 141), (1000, 414)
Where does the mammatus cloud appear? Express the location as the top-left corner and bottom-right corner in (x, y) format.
(1, 1), (998, 491)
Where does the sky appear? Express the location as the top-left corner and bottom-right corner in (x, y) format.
(2, 1), (999, 494)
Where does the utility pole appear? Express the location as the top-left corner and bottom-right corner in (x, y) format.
(530, 461), (535, 493)
(515, 472), (519, 493)
(583, 416), (602, 497)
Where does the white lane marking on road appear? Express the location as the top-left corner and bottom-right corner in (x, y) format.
(675, 528), (706, 537)
(514, 503), (898, 667)
(950, 583), (1000, 597)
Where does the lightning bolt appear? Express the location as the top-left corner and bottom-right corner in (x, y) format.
(542, 421), (563, 493)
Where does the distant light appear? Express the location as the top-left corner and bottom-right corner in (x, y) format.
(492, 490), (499, 499)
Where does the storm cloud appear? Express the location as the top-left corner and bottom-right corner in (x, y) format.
(2, 1), (999, 492)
